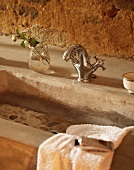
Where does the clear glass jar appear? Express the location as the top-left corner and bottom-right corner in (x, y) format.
(29, 45), (50, 74)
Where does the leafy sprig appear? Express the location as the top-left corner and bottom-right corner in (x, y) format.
(11, 25), (50, 64)
(15, 29), (39, 48)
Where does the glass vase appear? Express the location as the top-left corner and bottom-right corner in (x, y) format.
(29, 45), (50, 74)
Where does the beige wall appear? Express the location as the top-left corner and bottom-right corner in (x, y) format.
(0, 0), (134, 59)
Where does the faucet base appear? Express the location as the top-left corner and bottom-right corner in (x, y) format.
(83, 75), (96, 83)
(91, 74), (96, 79)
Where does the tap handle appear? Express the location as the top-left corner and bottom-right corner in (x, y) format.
(100, 59), (106, 70)
(101, 65), (106, 71)
(93, 56), (98, 62)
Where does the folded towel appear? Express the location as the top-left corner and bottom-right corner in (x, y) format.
(37, 133), (78, 170)
(37, 124), (134, 170)
(66, 124), (134, 150)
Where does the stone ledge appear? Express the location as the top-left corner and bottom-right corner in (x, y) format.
(0, 118), (53, 170)
(0, 118), (53, 147)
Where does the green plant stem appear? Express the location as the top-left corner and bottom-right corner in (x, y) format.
(31, 46), (50, 65)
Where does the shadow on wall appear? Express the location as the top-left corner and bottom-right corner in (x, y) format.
(0, 57), (28, 69)
(25, 0), (51, 5)
(112, 0), (134, 10)
(91, 76), (123, 89)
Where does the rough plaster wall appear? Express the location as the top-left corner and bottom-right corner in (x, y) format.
(0, 0), (134, 59)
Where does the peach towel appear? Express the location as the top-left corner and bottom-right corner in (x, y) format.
(37, 124), (134, 170)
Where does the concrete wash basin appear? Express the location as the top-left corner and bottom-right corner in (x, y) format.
(0, 70), (134, 129)
(0, 36), (134, 170)
(0, 71), (134, 170)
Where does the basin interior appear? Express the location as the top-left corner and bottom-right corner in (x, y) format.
(0, 71), (134, 134)
(0, 103), (74, 134)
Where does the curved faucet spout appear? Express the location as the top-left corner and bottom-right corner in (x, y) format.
(63, 44), (105, 82)
(63, 44), (80, 61)
(63, 44), (91, 67)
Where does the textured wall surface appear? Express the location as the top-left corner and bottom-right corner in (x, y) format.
(0, 0), (134, 59)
